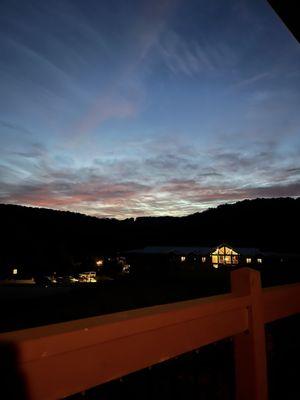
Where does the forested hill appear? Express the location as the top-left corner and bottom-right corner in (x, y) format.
(1, 197), (299, 272)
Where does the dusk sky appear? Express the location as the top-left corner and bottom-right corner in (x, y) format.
(1, 0), (300, 218)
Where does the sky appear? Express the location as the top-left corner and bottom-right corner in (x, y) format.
(0, 0), (300, 219)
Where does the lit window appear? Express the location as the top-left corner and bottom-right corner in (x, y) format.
(122, 265), (130, 273)
(181, 256), (186, 262)
(246, 258), (252, 264)
(13, 268), (18, 275)
(218, 247), (225, 255)
(212, 255), (218, 264)
(202, 257), (206, 263)
(211, 246), (239, 267)
(257, 258), (262, 264)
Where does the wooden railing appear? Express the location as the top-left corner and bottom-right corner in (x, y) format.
(0, 268), (300, 400)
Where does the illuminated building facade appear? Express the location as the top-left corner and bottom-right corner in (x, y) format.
(211, 245), (239, 268)
(125, 244), (299, 273)
(126, 244), (297, 272)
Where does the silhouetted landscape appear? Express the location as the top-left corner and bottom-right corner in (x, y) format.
(1, 198), (300, 400)
(1, 197), (299, 276)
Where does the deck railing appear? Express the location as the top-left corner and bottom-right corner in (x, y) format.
(0, 268), (300, 400)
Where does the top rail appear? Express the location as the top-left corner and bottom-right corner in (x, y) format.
(263, 282), (300, 323)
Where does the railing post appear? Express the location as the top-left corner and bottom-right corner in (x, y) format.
(231, 268), (268, 400)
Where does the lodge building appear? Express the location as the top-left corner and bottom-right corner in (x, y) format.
(126, 244), (298, 273)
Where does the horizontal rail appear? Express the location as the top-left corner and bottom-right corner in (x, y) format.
(263, 282), (300, 323)
(0, 268), (300, 400)
(2, 294), (252, 362)
(0, 294), (250, 400)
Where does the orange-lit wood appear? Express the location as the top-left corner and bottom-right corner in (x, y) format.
(19, 308), (248, 400)
(0, 294), (249, 400)
(0, 268), (300, 400)
(263, 282), (300, 323)
(231, 268), (268, 400)
(1, 294), (250, 363)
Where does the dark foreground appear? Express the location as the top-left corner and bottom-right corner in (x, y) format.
(1, 267), (300, 399)
(1, 265), (299, 333)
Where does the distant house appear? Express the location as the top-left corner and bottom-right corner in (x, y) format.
(210, 245), (263, 268)
(126, 244), (297, 271)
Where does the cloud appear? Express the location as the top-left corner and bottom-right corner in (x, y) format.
(157, 30), (236, 77)
(0, 158), (152, 215)
(12, 142), (47, 158)
(1, 134), (300, 218)
(286, 167), (300, 175)
(158, 178), (300, 205)
(144, 154), (198, 172)
(234, 71), (273, 89)
(0, 120), (33, 136)
(65, 0), (176, 142)
(242, 182), (300, 198)
(70, 95), (139, 144)
(158, 31), (213, 76)
(1, 160), (299, 219)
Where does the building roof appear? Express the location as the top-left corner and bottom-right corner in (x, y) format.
(127, 246), (212, 255)
(127, 245), (262, 256)
(235, 247), (262, 256)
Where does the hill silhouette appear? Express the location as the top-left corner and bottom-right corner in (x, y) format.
(0, 197), (299, 274)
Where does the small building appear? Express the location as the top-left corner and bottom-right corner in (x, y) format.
(210, 245), (264, 268)
(79, 271), (97, 282)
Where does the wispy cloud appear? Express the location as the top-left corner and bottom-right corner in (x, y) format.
(0, 120), (33, 136)
(69, 94), (140, 145)
(11, 142), (46, 158)
(1, 140), (300, 218)
(157, 30), (236, 77)
(158, 178), (300, 203)
(233, 71), (273, 89)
